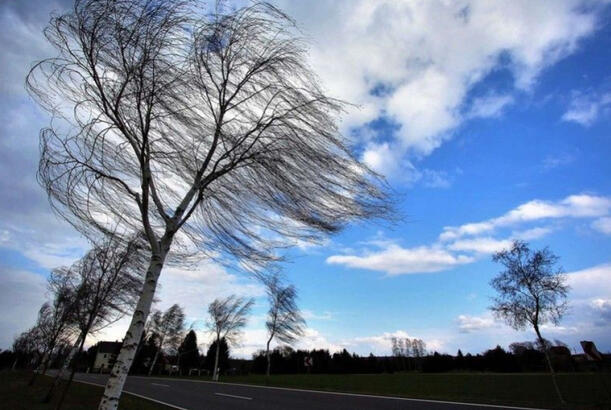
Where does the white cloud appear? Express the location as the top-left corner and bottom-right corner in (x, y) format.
(327, 244), (474, 275)
(542, 153), (576, 170)
(562, 91), (611, 126)
(302, 310), (334, 321)
(467, 94), (514, 119)
(457, 314), (497, 333)
(448, 237), (512, 254)
(566, 263), (611, 301)
(329, 194), (609, 276)
(592, 217), (611, 235)
(276, 0), (600, 176)
(513, 226), (554, 240)
(440, 194), (611, 241)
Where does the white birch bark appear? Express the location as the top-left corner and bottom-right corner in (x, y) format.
(265, 337), (272, 377)
(147, 334), (164, 377)
(98, 254), (164, 410)
(213, 336), (220, 382)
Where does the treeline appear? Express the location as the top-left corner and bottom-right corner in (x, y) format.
(249, 342), (602, 374)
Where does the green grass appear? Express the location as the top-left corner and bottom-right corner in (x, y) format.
(0, 371), (170, 410)
(169, 372), (611, 409)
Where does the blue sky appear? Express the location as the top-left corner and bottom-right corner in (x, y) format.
(1, 0), (610, 357)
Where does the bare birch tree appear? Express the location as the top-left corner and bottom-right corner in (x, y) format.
(27, 1), (390, 407)
(147, 304), (185, 376)
(264, 275), (304, 376)
(11, 327), (45, 371)
(490, 240), (569, 406)
(207, 296), (253, 381)
(28, 286), (75, 386)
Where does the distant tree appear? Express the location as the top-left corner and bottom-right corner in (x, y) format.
(490, 240), (569, 405)
(178, 330), (200, 374)
(411, 339), (426, 358)
(207, 296), (253, 381)
(28, 295), (74, 386)
(131, 332), (158, 375)
(11, 328), (44, 370)
(147, 305), (185, 376)
(204, 338), (229, 376)
(264, 275), (305, 376)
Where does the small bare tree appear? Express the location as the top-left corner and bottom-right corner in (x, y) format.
(28, 290), (75, 386)
(27, 1), (390, 407)
(147, 304), (185, 376)
(207, 295), (254, 381)
(490, 240), (569, 406)
(11, 327), (45, 371)
(264, 275), (305, 376)
(43, 235), (144, 407)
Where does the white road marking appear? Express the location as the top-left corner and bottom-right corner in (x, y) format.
(151, 382), (171, 387)
(215, 392), (253, 400)
(69, 378), (189, 410)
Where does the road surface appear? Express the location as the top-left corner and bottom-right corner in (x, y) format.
(67, 372), (540, 410)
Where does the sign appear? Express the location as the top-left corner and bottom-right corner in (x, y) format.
(304, 356), (313, 367)
(580, 340), (603, 361)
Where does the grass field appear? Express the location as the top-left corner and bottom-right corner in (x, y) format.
(197, 372), (611, 409)
(0, 371), (169, 410)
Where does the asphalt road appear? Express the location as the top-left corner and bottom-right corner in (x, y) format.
(68, 372), (539, 410)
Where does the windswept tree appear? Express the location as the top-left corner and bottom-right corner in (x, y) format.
(147, 304), (185, 376)
(28, 288), (75, 386)
(490, 240), (569, 406)
(43, 235), (144, 406)
(27, 1), (390, 407)
(264, 275), (305, 376)
(11, 327), (44, 370)
(207, 296), (253, 381)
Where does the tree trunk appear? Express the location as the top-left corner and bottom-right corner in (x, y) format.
(28, 348), (50, 386)
(534, 325), (565, 406)
(42, 333), (83, 403)
(265, 337), (272, 377)
(147, 336), (164, 377)
(98, 254), (165, 410)
(12, 357), (19, 370)
(213, 336), (221, 382)
(55, 330), (88, 410)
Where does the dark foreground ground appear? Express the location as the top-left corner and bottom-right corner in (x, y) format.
(0, 370), (169, 409)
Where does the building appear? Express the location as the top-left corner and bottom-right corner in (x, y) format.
(92, 341), (122, 373)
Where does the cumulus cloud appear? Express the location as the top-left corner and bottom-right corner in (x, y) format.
(302, 310), (334, 321)
(440, 194), (611, 241)
(329, 194), (609, 275)
(562, 91), (611, 126)
(592, 217), (611, 235)
(275, 0), (601, 177)
(457, 314), (497, 333)
(448, 237), (513, 254)
(327, 244), (474, 275)
(467, 94), (514, 119)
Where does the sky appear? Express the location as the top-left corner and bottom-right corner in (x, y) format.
(1, 0), (610, 358)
